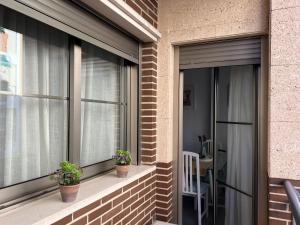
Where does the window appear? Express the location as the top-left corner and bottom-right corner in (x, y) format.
(0, 5), (138, 206)
(0, 7), (69, 189)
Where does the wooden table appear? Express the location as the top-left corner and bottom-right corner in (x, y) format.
(192, 157), (213, 176)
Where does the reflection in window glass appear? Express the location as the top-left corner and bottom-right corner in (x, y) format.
(0, 26), (68, 96)
(0, 7), (69, 187)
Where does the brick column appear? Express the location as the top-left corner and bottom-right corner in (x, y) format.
(122, 1), (158, 165)
(156, 162), (173, 222)
(141, 42), (157, 165)
(124, 0), (174, 223)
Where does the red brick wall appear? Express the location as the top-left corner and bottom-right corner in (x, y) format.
(121, 0), (158, 166)
(140, 42), (157, 165)
(269, 177), (300, 225)
(51, 171), (156, 225)
(124, 1), (174, 223)
(156, 162), (173, 223)
(124, 1), (174, 222)
(123, 0), (158, 28)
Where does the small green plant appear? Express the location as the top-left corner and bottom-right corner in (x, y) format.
(51, 161), (82, 186)
(113, 150), (132, 165)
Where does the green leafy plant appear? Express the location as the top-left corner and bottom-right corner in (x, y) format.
(113, 150), (132, 165)
(51, 161), (82, 186)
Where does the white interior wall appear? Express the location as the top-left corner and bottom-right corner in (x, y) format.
(183, 68), (212, 153)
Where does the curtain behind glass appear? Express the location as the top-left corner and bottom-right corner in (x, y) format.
(80, 42), (124, 167)
(0, 6), (68, 187)
(224, 65), (253, 225)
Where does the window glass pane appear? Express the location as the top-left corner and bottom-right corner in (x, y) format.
(0, 6), (69, 188)
(0, 6), (69, 97)
(80, 42), (126, 167)
(0, 96), (68, 187)
(216, 123), (253, 195)
(81, 42), (121, 102)
(81, 102), (122, 166)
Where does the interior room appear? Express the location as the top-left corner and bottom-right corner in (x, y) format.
(182, 68), (214, 225)
(181, 65), (256, 225)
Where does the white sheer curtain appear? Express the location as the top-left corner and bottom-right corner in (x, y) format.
(0, 13), (68, 187)
(225, 65), (253, 225)
(80, 42), (122, 166)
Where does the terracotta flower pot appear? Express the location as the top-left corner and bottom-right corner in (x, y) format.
(59, 184), (80, 202)
(116, 165), (129, 178)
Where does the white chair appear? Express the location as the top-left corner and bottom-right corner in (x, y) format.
(201, 139), (214, 201)
(182, 151), (209, 225)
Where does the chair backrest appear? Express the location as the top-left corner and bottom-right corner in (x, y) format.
(182, 151), (200, 196)
(202, 139), (213, 156)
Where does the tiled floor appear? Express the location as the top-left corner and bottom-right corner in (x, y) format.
(182, 195), (227, 225)
(182, 196), (213, 225)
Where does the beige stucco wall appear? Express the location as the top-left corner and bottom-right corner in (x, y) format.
(156, 0), (269, 162)
(269, 0), (300, 180)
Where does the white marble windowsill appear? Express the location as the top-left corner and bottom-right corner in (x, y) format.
(154, 221), (177, 225)
(0, 165), (156, 225)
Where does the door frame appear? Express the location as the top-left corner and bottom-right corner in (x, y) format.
(174, 36), (269, 225)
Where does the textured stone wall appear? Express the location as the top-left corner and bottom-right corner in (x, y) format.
(157, 0), (269, 163)
(268, 0), (300, 224)
(156, 0), (269, 223)
(269, 0), (300, 180)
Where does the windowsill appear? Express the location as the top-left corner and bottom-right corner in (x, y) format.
(0, 165), (156, 225)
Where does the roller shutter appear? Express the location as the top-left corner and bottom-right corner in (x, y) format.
(180, 38), (261, 69)
(1, 0), (139, 63)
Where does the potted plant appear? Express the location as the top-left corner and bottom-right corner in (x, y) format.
(113, 150), (132, 178)
(51, 161), (82, 202)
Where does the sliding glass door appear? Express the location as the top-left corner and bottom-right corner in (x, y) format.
(214, 65), (257, 225)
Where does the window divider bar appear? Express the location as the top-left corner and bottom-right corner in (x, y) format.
(69, 39), (82, 165)
(0, 91), (69, 100)
(216, 121), (253, 125)
(216, 179), (253, 198)
(128, 64), (138, 165)
(81, 98), (125, 105)
(120, 61), (126, 151)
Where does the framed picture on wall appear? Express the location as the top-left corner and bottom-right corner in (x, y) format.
(183, 85), (194, 109)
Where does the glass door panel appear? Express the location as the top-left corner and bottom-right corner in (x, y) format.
(216, 185), (253, 225)
(216, 123), (253, 195)
(215, 65), (255, 225)
(216, 66), (254, 123)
